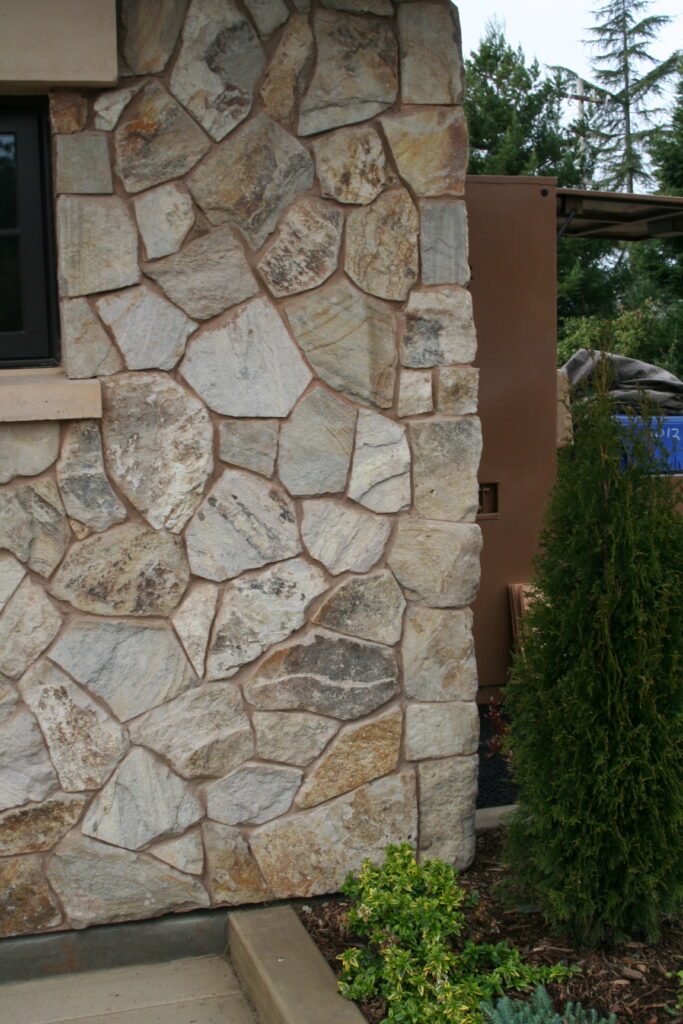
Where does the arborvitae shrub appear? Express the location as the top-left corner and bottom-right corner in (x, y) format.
(504, 366), (683, 945)
(482, 985), (616, 1024)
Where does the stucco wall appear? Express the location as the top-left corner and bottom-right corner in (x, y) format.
(0, 0), (482, 939)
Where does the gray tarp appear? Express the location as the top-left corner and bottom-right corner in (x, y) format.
(563, 349), (683, 415)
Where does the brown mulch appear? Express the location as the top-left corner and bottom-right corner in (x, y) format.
(296, 829), (682, 1024)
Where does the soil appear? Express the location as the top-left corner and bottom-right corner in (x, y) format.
(296, 829), (682, 1024)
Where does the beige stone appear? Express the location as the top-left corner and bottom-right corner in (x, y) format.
(253, 711), (338, 766)
(436, 366), (479, 415)
(381, 109), (468, 198)
(405, 701), (479, 760)
(203, 822), (271, 904)
(418, 756), (477, 868)
(55, 133), (113, 194)
(348, 409), (411, 513)
(0, 707), (57, 812)
(398, 370), (433, 417)
(244, 0), (289, 36)
(312, 570), (405, 645)
(151, 831), (204, 876)
(420, 200), (470, 285)
(57, 195), (140, 297)
(398, 3), (464, 104)
(278, 387), (356, 496)
(120, 0), (188, 75)
(93, 84), (143, 131)
(0, 793), (87, 856)
(60, 298), (124, 379)
(411, 418), (482, 522)
(259, 14), (314, 127)
(345, 189), (418, 301)
(0, 579), (62, 679)
(95, 285), (196, 371)
(322, 0), (392, 12)
(0, 477), (69, 577)
(219, 421), (279, 477)
(49, 92), (87, 133)
(134, 184), (195, 261)
(388, 519), (482, 607)
(313, 125), (393, 207)
(257, 199), (343, 298)
(403, 607), (477, 702)
(0, 422), (60, 484)
(206, 762), (302, 825)
(171, 582), (220, 677)
(302, 499), (391, 575)
(57, 421), (127, 533)
(0, 856), (62, 938)
(400, 287), (477, 368)
(0, 553), (25, 614)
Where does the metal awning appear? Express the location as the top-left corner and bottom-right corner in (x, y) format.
(556, 187), (683, 241)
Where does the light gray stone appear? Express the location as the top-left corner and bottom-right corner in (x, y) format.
(55, 133), (113, 194)
(346, 188), (419, 301)
(400, 286), (477, 367)
(120, 0), (189, 75)
(219, 421), (278, 477)
(171, 583), (220, 677)
(257, 199), (343, 298)
(203, 822), (271, 903)
(278, 387), (356, 497)
(0, 553), (25, 614)
(180, 297), (311, 416)
(419, 201), (470, 286)
(60, 298), (124, 379)
(398, 3), (464, 104)
(259, 14), (314, 127)
(0, 478), (69, 577)
(49, 524), (189, 617)
(405, 701), (479, 760)
(170, 0), (265, 141)
(114, 81), (211, 194)
(0, 707), (57, 812)
(93, 84), (143, 131)
(51, 619), (196, 721)
(48, 832), (209, 929)
(0, 676), (18, 716)
(206, 762), (302, 825)
(207, 558), (327, 679)
(0, 422), (59, 485)
(285, 281), (395, 409)
(411, 419), (482, 521)
(403, 607), (477, 702)
(299, 11), (397, 135)
(143, 225), (259, 321)
(82, 748), (202, 850)
(151, 831), (204, 875)
(0, 579), (62, 679)
(381, 109), (468, 198)
(302, 499), (390, 575)
(312, 125), (392, 205)
(418, 756), (477, 868)
(398, 370), (433, 417)
(95, 285), (196, 371)
(57, 421), (127, 533)
(57, 195), (140, 297)
(322, 0), (393, 12)
(0, 856), (62, 938)
(251, 771), (417, 897)
(348, 409), (411, 513)
(244, 0), (289, 35)
(134, 184), (195, 261)
(243, 629), (398, 719)
(129, 683), (253, 779)
(253, 711), (338, 766)
(20, 661), (129, 792)
(388, 519), (482, 607)
(188, 114), (314, 248)
(102, 373), (213, 533)
(436, 366), (479, 415)
(0, 793), (87, 856)
(312, 570), (405, 645)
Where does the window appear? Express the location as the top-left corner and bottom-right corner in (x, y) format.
(0, 98), (58, 368)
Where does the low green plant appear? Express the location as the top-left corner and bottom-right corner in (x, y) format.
(337, 844), (573, 1024)
(667, 970), (683, 1012)
(482, 985), (616, 1024)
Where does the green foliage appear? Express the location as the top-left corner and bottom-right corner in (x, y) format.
(337, 844), (573, 1024)
(504, 365), (683, 945)
(482, 985), (616, 1024)
(668, 970), (683, 1011)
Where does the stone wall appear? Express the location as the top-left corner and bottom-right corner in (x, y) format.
(0, 0), (482, 938)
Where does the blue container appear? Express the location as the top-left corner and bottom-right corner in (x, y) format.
(614, 415), (683, 473)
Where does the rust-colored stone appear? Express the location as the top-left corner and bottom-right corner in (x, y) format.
(0, 856), (62, 938)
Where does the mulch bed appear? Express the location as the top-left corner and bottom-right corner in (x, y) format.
(296, 828), (682, 1024)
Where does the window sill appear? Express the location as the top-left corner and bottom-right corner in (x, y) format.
(0, 368), (101, 422)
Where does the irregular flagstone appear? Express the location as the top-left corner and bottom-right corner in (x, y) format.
(398, 369), (433, 417)
(0, 552), (26, 614)
(55, 133), (113, 195)
(345, 189), (419, 301)
(188, 114), (314, 248)
(0, 793), (87, 856)
(400, 286), (477, 368)
(312, 570), (405, 645)
(60, 298), (123, 379)
(403, 607), (477, 702)
(0, 675), (18, 716)
(95, 285), (196, 371)
(82, 748), (202, 851)
(219, 420), (278, 477)
(398, 3), (464, 104)
(114, 81), (210, 194)
(0, 478), (69, 577)
(134, 184), (194, 261)
(243, 0), (289, 36)
(285, 281), (395, 409)
(0, 707), (57, 812)
(20, 661), (130, 792)
(420, 200), (470, 285)
(143, 225), (259, 321)
(298, 706), (401, 807)
(418, 756), (477, 868)
(171, 582), (220, 677)
(48, 832), (209, 929)
(322, 0), (393, 13)
(170, 0), (265, 141)
(405, 701), (479, 760)
(278, 387), (356, 497)
(388, 519), (482, 608)
(301, 499), (391, 575)
(57, 195), (140, 297)
(253, 711), (338, 766)
(57, 421), (127, 533)
(348, 409), (411, 513)
(206, 762), (302, 825)
(299, 11), (397, 136)
(203, 822), (271, 904)
(206, 558), (328, 679)
(0, 856), (62, 938)
(436, 366), (479, 415)
(120, 0), (189, 75)
(381, 109), (468, 198)
(102, 373), (213, 533)
(259, 14), (314, 127)
(243, 629), (398, 719)
(186, 470), (301, 581)
(0, 422), (60, 484)
(49, 524), (189, 617)
(49, 92), (87, 134)
(0, 579), (63, 679)
(51, 618), (196, 721)
(251, 771), (417, 897)
(151, 831), (204, 875)
(411, 419), (482, 521)
(257, 199), (343, 298)
(128, 683), (253, 779)
(312, 125), (392, 205)
(93, 84), (143, 131)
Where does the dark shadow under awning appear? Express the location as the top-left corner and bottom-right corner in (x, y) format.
(556, 187), (683, 241)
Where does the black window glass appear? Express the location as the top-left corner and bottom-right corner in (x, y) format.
(0, 133), (17, 230)
(0, 237), (22, 331)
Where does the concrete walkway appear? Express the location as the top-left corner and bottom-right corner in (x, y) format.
(0, 956), (256, 1024)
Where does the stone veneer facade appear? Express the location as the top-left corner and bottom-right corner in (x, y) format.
(0, 0), (482, 938)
